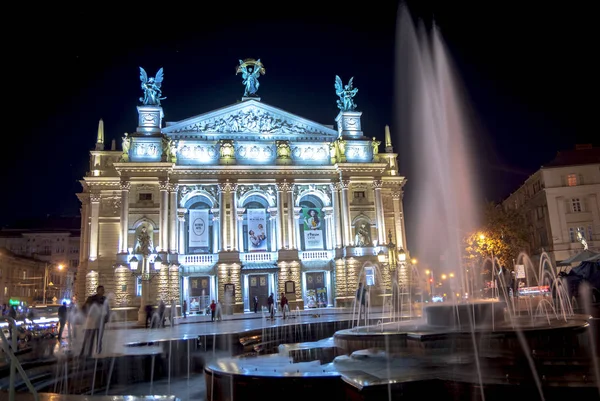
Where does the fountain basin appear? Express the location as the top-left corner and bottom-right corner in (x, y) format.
(425, 300), (506, 328)
(333, 314), (592, 356)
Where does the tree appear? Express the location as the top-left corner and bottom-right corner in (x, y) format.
(464, 202), (529, 272)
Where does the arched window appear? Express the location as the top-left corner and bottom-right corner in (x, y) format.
(242, 194), (271, 252)
(299, 194), (327, 251)
(185, 197), (214, 254)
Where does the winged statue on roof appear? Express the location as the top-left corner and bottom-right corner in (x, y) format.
(334, 75), (358, 111)
(139, 67), (166, 106)
(236, 59), (265, 97)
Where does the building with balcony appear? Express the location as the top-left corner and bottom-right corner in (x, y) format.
(502, 145), (600, 269)
(76, 71), (408, 318)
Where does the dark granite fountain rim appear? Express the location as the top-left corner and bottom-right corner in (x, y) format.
(333, 316), (590, 339)
(204, 362), (343, 378)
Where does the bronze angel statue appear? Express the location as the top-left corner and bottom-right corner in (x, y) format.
(139, 67), (166, 106)
(335, 75), (358, 111)
(236, 59), (265, 97)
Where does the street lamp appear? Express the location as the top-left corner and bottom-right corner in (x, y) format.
(43, 263), (64, 305)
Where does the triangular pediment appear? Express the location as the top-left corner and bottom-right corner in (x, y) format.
(163, 99), (338, 139)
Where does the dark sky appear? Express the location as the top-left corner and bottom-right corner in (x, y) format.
(4, 2), (595, 254)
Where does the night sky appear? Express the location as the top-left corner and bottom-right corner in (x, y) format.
(4, 2), (596, 256)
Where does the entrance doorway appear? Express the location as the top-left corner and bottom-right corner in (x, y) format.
(189, 276), (210, 314)
(305, 271), (327, 308)
(248, 274), (269, 310)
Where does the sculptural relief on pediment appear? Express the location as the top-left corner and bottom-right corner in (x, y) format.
(168, 106), (334, 137)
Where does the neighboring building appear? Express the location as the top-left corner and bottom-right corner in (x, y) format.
(77, 66), (408, 319)
(0, 216), (80, 305)
(0, 249), (46, 307)
(503, 145), (600, 270)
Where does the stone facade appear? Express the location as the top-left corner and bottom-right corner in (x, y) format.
(77, 84), (408, 320)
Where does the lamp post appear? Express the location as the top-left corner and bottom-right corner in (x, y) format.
(43, 263), (64, 305)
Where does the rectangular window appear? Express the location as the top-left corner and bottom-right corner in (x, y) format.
(139, 193), (153, 201)
(567, 174), (577, 186)
(354, 191), (365, 199)
(571, 198), (582, 213)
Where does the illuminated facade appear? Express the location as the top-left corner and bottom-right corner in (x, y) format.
(77, 86), (408, 316)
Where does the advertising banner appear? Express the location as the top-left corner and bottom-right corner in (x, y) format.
(189, 209), (209, 248)
(247, 209), (268, 252)
(302, 207), (324, 250)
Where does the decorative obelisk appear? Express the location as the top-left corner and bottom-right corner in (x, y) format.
(384, 125), (393, 153)
(95, 119), (105, 150)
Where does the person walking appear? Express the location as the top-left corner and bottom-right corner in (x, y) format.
(280, 292), (289, 319)
(210, 300), (216, 322)
(356, 282), (367, 325)
(80, 285), (108, 357)
(57, 302), (67, 341)
(267, 293), (275, 320)
(182, 300), (187, 318)
(253, 296), (259, 313)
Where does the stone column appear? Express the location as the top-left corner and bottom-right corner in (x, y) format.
(119, 181), (130, 254)
(177, 209), (187, 255)
(230, 184), (238, 251)
(276, 182), (286, 249)
(331, 183), (343, 248)
(287, 184), (296, 249)
(168, 184), (178, 253)
(237, 209), (245, 252)
(159, 180), (169, 252)
(211, 209), (220, 253)
(89, 192), (101, 261)
(340, 180), (351, 246)
(294, 208), (302, 251)
(373, 180), (386, 245)
(324, 208), (333, 250)
(392, 190), (405, 249)
(269, 208), (278, 252)
(218, 183), (228, 251)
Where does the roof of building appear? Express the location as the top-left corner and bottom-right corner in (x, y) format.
(542, 146), (600, 168)
(0, 215), (80, 237)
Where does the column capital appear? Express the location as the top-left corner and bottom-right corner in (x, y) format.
(276, 181), (293, 191)
(340, 180), (351, 189)
(167, 183), (178, 193)
(331, 182), (341, 191)
(218, 181), (234, 193)
(158, 180), (169, 191)
(391, 191), (402, 200)
(90, 192), (102, 203)
(372, 180), (384, 189)
(120, 180), (131, 191)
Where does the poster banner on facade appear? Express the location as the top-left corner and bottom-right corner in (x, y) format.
(302, 207), (324, 250)
(189, 209), (209, 248)
(247, 209), (268, 252)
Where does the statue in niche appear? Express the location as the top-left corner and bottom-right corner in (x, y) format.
(354, 222), (372, 247)
(236, 59), (265, 97)
(371, 137), (381, 161)
(139, 67), (166, 106)
(121, 133), (130, 162)
(333, 138), (346, 163)
(334, 75), (358, 111)
(135, 225), (153, 256)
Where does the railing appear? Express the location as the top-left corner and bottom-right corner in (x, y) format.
(181, 254), (218, 265)
(241, 252), (277, 262)
(0, 317), (38, 401)
(299, 250), (333, 260)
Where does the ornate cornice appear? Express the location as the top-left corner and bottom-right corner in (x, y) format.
(372, 180), (383, 189)
(340, 180), (350, 189)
